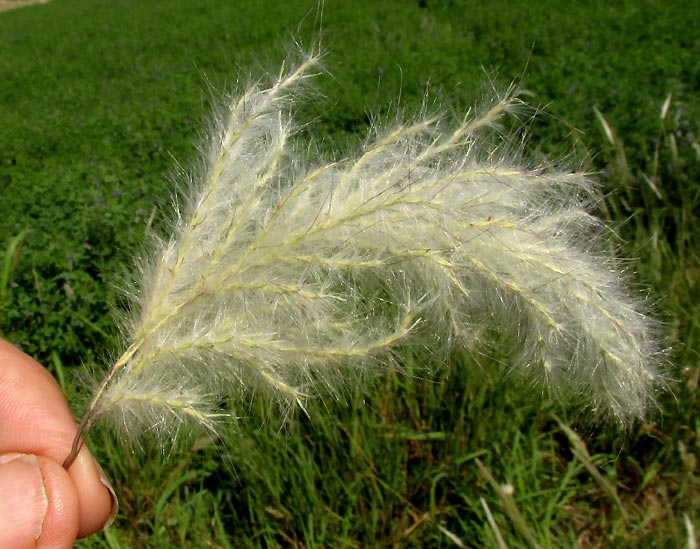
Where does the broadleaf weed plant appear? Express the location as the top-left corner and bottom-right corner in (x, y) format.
(63, 53), (665, 469)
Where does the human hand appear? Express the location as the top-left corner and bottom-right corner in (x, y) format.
(0, 339), (117, 548)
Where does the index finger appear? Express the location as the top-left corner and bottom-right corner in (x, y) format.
(0, 338), (115, 536)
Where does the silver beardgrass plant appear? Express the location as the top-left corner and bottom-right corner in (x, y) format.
(63, 54), (662, 468)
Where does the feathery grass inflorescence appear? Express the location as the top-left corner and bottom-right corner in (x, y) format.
(64, 54), (662, 468)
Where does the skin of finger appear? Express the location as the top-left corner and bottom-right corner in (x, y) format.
(0, 339), (113, 536)
(35, 456), (81, 548)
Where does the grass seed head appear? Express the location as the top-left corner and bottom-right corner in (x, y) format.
(65, 54), (664, 465)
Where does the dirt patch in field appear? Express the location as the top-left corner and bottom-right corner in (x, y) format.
(0, 0), (51, 12)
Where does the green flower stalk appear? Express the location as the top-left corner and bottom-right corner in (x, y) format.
(63, 54), (662, 469)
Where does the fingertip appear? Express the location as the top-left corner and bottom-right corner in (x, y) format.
(68, 448), (118, 537)
(0, 454), (79, 549)
(0, 339), (118, 538)
(36, 457), (81, 548)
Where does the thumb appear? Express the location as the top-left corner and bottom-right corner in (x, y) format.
(0, 453), (79, 549)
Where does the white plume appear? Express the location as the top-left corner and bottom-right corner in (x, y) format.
(64, 54), (662, 466)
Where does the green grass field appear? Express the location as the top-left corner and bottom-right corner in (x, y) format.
(1, 0), (699, 546)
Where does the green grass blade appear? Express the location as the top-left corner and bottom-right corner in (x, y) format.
(0, 227), (28, 304)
